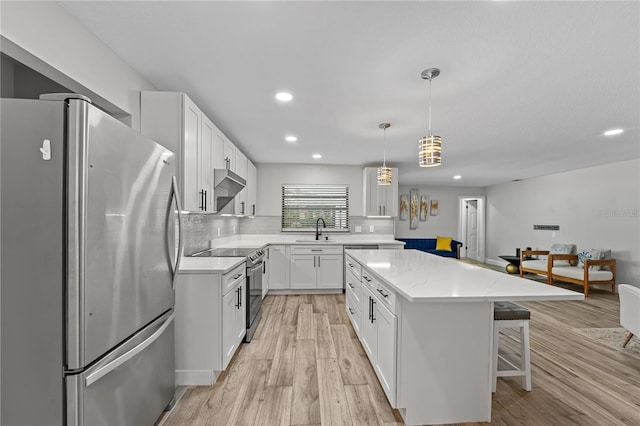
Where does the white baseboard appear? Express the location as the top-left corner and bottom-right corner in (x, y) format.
(485, 258), (507, 267)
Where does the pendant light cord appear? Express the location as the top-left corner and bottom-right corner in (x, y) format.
(428, 77), (433, 137)
(383, 126), (387, 166)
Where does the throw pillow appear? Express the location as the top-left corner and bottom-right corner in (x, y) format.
(550, 243), (576, 265)
(577, 248), (602, 271)
(435, 236), (453, 252)
(599, 249), (612, 271)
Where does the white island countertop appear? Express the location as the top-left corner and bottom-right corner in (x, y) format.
(346, 249), (584, 302)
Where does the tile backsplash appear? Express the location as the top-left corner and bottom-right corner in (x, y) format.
(239, 215), (394, 235)
(182, 214), (395, 254)
(182, 213), (240, 255)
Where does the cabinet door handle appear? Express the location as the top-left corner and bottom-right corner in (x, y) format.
(383, 205), (385, 216)
(235, 288), (239, 308)
(252, 204), (256, 216)
(199, 189), (204, 210)
(241, 201), (245, 215)
(318, 256), (321, 268)
(239, 286), (242, 308)
(204, 190), (207, 211)
(371, 298), (376, 323)
(368, 297), (372, 320)
(313, 256), (316, 268)
(377, 288), (389, 298)
(348, 306), (354, 315)
(348, 282), (354, 289)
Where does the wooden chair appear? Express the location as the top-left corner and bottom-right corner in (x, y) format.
(519, 250), (551, 280)
(549, 254), (616, 296)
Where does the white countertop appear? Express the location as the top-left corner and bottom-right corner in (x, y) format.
(346, 249), (584, 303)
(179, 234), (403, 273)
(179, 256), (245, 274)
(205, 234), (404, 250)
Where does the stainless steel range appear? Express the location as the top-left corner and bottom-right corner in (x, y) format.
(190, 247), (265, 341)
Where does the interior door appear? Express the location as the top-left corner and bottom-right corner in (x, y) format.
(69, 100), (176, 368)
(465, 200), (479, 260)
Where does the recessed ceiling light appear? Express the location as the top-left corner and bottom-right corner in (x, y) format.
(285, 135), (298, 142)
(275, 92), (293, 102)
(603, 128), (624, 136)
(453, 175), (462, 180)
(312, 153), (322, 159)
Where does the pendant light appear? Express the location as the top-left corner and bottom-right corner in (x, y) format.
(377, 122), (392, 185)
(419, 67), (442, 167)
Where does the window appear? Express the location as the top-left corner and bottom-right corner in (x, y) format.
(281, 184), (349, 232)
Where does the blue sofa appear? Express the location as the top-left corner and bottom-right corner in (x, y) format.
(396, 238), (462, 259)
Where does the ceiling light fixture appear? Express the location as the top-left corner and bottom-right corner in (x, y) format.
(285, 135), (298, 142)
(603, 128), (624, 136)
(377, 123), (392, 186)
(453, 175), (461, 180)
(419, 67), (442, 167)
(312, 153), (322, 159)
(275, 92), (293, 102)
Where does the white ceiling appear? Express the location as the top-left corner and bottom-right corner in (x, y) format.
(59, 1), (639, 187)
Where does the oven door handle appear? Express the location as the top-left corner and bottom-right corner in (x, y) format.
(248, 262), (263, 274)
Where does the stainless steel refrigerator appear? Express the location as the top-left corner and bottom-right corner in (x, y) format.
(1, 94), (183, 425)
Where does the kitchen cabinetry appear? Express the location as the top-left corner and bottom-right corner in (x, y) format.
(222, 137), (236, 172)
(289, 245), (343, 290)
(345, 254), (363, 336)
(247, 160), (257, 216)
(175, 262), (246, 385)
(234, 150), (248, 215)
(141, 91), (218, 212)
(267, 245), (288, 290)
(222, 276), (246, 368)
(359, 267), (397, 405)
(362, 167), (399, 217)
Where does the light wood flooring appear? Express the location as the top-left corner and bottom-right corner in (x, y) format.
(159, 286), (640, 425)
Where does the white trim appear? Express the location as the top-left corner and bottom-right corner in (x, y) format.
(458, 196), (486, 263)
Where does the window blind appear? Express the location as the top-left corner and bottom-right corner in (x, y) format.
(281, 184), (349, 232)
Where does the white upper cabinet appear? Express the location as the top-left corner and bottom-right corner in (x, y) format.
(362, 167), (399, 217)
(234, 150), (248, 215)
(247, 160), (257, 216)
(141, 91), (251, 214)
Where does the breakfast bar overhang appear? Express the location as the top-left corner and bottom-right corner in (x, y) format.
(345, 249), (584, 425)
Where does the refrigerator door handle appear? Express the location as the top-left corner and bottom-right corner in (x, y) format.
(84, 313), (175, 387)
(169, 176), (184, 291)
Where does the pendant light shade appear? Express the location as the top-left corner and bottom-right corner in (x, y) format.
(419, 68), (442, 167)
(377, 123), (392, 185)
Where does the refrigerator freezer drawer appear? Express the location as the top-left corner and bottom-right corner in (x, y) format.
(66, 311), (175, 426)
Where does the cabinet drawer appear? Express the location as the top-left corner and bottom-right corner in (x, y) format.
(223, 263), (246, 295)
(345, 255), (362, 280)
(361, 269), (375, 291)
(345, 295), (361, 336)
(291, 245), (342, 255)
(345, 269), (362, 305)
(373, 277), (397, 315)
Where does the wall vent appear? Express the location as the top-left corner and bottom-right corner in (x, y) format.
(533, 225), (560, 231)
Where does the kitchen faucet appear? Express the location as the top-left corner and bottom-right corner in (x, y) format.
(315, 218), (326, 240)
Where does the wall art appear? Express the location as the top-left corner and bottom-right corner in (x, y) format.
(419, 195), (428, 221)
(399, 194), (408, 221)
(410, 189), (419, 229)
(430, 199), (439, 216)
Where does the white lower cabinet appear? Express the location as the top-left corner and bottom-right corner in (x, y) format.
(175, 263), (246, 385)
(289, 245), (343, 290)
(267, 245), (289, 290)
(222, 278), (246, 368)
(359, 269), (398, 406)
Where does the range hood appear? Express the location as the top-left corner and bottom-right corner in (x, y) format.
(213, 168), (246, 212)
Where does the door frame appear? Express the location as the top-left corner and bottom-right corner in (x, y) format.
(457, 196), (486, 263)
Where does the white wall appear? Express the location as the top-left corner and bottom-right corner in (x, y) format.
(486, 159), (640, 286)
(0, 2), (155, 129)
(395, 185), (486, 239)
(257, 163), (364, 216)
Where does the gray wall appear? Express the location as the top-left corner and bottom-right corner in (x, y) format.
(395, 185), (486, 239)
(257, 163), (364, 216)
(1, 1), (155, 128)
(486, 159), (640, 285)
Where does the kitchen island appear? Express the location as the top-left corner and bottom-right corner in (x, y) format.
(344, 249), (583, 425)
